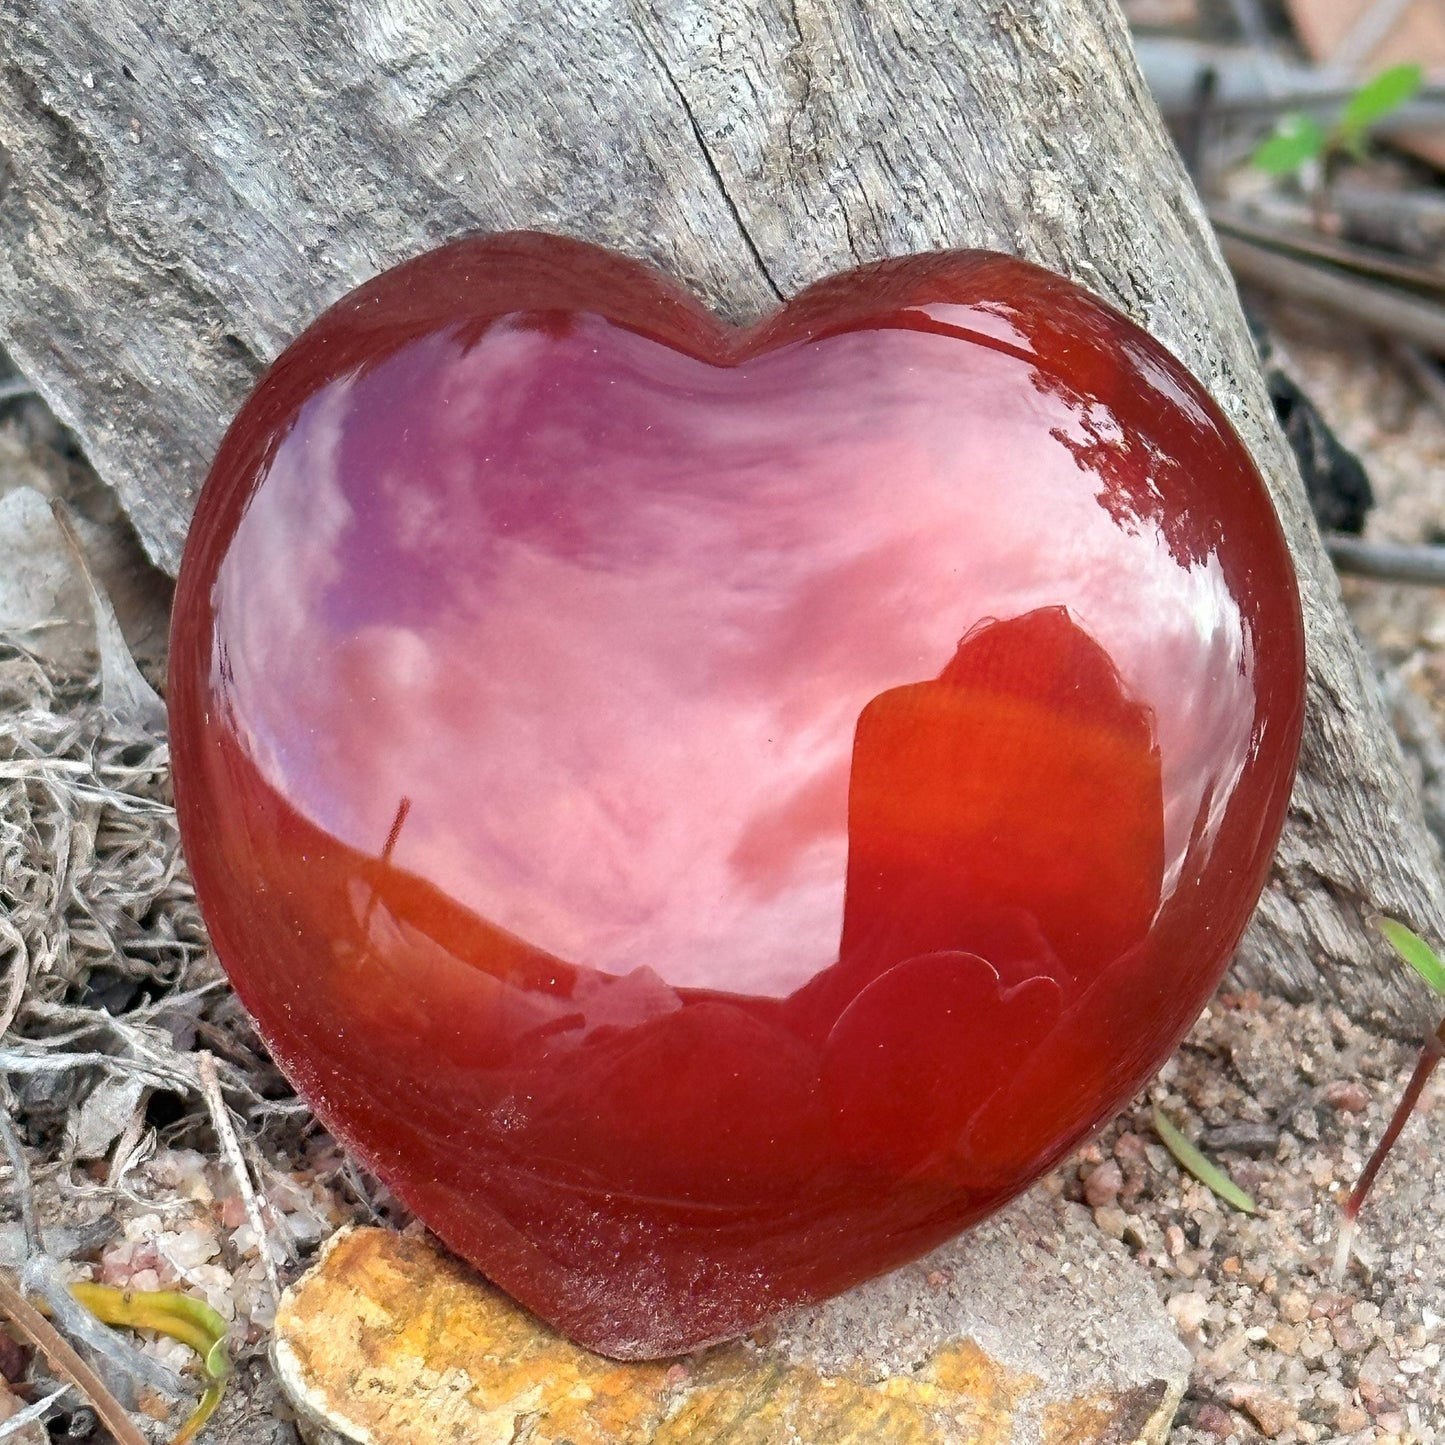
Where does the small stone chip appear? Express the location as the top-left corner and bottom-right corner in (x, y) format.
(1198, 1121), (1279, 1158)
(1167, 1291), (1211, 1335)
(1322, 1080), (1370, 1113)
(1228, 1387), (1298, 1438)
(1334, 1404), (1370, 1434)
(1083, 1161), (1124, 1209)
(1191, 1401), (1236, 1437)
(1093, 1205), (1129, 1240)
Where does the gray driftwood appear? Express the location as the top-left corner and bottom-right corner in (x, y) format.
(1, 0), (1441, 1031)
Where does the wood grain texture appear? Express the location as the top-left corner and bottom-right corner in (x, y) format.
(1, 0), (1441, 1030)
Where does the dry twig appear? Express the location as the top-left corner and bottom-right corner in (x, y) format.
(1220, 233), (1445, 355)
(197, 1051), (281, 1307)
(1326, 535), (1445, 585)
(1212, 207), (1445, 295)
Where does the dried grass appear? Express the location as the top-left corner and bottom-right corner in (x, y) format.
(0, 637), (334, 1442)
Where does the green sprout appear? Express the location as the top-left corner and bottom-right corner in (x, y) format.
(1252, 63), (1424, 177)
(1333, 916), (1445, 1279)
(70, 1283), (232, 1445)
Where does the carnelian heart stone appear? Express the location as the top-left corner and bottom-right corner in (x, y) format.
(170, 233), (1305, 1357)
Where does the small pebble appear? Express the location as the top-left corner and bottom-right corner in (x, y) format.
(1168, 1290), (1211, 1335)
(136, 1389), (171, 1423)
(1288, 1105), (1321, 1141)
(1092, 1205), (1127, 1240)
(1230, 1387), (1298, 1438)
(1192, 1401), (1236, 1436)
(1112, 1131), (1147, 1165)
(162, 1225), (221, 1271)
(218, 1195), (249, 1229)
(1357, 1343), (1396, 1389)
(1323, 1080), (1370, 1113)
(1335, 1404), (1370, 1433)
(1082, 1160), (1123, 1209)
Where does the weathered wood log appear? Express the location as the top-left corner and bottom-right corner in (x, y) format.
(0, 0), (1441, 1032)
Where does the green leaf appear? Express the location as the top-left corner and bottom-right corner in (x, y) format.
(1152, 1106), (1258, 1214)
(1373, 915), (1445, 997)
(1252, 113), (1326, 174)
(1338, 64), (1424, 147)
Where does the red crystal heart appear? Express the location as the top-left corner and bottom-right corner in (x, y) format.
(169, 234), (1305, 1357)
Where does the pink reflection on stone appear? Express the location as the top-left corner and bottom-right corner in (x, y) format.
(214, 312), (1247, 997)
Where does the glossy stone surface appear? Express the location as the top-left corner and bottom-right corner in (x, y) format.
(169, 234), (1305, 1358)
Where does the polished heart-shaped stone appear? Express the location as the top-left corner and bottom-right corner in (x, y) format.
(169, 234), (1305, 1358)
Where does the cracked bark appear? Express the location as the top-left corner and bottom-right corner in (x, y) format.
(1, 0), (1442, 1031)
